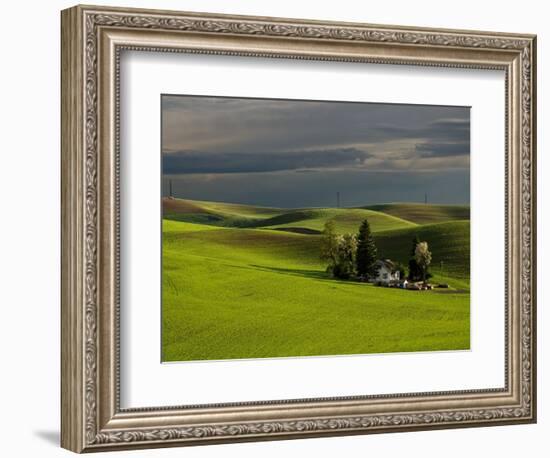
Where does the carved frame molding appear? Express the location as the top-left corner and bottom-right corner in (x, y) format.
(61, 5), (536, 453)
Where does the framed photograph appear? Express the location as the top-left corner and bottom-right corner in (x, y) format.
(61, 4), (537, 453)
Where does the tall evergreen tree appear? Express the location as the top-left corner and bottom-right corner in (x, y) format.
(356, 219), (378, 278)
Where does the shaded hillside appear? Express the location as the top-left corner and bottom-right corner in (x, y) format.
(363, 203), (470, 224)
(374, 221), (470, 281)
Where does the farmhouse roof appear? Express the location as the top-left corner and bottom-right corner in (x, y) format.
(375, 259), (398, 272)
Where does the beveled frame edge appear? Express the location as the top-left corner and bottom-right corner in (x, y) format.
(60, 4), (537, 453)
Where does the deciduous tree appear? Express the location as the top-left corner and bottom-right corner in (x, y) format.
(332, 233), (357, 279)
(320, 220), (339, 271)
(414, 241), (432, 282)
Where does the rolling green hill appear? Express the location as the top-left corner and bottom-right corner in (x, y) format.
(163, 198), (416, 233)
(185, 198), (283, 218)
(259, 208), (416, 234)
(363, 203), (470, 225)
(164, 220), (321, 269)
(163, 197), (282, 228)
(162, 199), (470, 362)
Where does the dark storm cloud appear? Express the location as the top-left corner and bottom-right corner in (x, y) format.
(429, 118), (470, 132)
(163, 147), (370, 174)
(415, 141), (470, 158)
(374, 118), (469, 143)
(161, 95), (470, 171)
(161, 95), (470, 205)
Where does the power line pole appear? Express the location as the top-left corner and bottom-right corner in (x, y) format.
(336, 191), (340, 208)
(169, 179), (173, 198)
(424, 192), (427, 204)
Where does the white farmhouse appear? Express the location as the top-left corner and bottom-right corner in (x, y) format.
(371, 259), (401, 284)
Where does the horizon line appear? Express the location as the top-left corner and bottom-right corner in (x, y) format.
(161, 195), (470, 210)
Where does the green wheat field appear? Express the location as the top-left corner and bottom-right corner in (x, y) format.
(161, 198), (470, 362)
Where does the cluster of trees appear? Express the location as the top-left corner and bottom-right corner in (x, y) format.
(320, 219), (382, 280)
(320, 219), (432, 282)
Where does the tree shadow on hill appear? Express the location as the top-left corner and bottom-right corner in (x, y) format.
(250, 264), (328, 280)
(249, 265), (365, 288)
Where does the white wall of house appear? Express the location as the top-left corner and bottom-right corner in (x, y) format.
(374, 265), (400, 283)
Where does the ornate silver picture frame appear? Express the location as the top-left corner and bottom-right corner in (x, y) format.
(61, 4), (536, 453)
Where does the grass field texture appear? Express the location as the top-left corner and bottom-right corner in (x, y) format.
(162, 198), (470, 362)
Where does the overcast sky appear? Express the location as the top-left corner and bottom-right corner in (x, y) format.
(161, 95), (470, 208)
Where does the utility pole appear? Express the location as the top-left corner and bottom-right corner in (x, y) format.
(169, 179), (173, 198)
(424, 192), (427, 204)
(336, 191), (340, 208)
